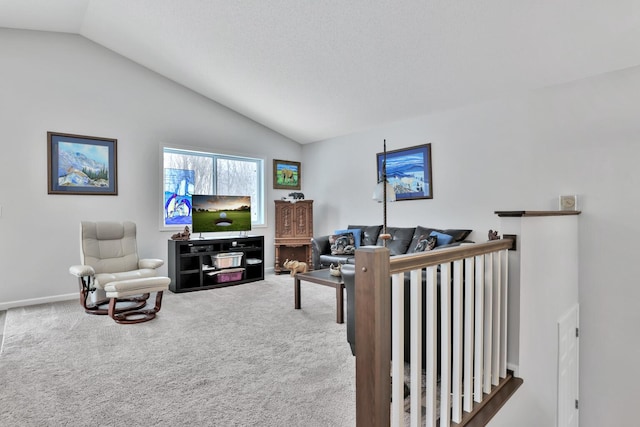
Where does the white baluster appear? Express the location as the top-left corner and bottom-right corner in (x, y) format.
(463, 256), (475, 413)
(474, 255), (485, 403)
(484, 253), (493, 394)
(410, 268), (423, 427)
(439, 262), (451, 426)
(391, 272), (404, 426)
(425, 266), (438, 427)
(452, 260), (464, 422)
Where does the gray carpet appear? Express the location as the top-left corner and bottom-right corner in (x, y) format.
(0, 274), (356, 427)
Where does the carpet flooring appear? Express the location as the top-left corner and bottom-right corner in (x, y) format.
(0, 274), (356, 427)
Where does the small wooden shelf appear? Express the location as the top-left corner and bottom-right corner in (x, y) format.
(495, 210), (581, 217)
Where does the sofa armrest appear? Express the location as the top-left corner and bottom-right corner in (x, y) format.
(341, 264), (356, 356)
(311, 235), (331, 269)
(344, 262), (440, 369)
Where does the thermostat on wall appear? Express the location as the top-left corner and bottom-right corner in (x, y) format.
(559, 195), (578, 211)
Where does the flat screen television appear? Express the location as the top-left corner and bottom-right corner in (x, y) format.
(191, 195), (252, 234)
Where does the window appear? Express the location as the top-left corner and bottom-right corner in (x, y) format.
(162, 147), (264, 229)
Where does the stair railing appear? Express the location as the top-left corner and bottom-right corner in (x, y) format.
(354, 238), (514, 427)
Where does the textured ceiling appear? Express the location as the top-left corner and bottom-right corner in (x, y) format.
(2, 0), (640, 143)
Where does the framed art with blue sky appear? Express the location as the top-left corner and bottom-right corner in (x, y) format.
(47, 132), (117, 195)
(376, 143), (432, 201)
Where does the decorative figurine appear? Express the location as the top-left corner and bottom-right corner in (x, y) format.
(283, 259), (308, 276)
(329, 263), (342, 277)
(171, 226), (191, 241)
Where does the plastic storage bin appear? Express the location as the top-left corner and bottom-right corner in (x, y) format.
(211, 252), (243, 268)
(210, 267), (245, 283)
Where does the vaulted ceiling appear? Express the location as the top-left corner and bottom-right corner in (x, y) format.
(2, 0), (639, 143)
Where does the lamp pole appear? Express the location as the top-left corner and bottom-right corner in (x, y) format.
(380, 139), (391, 246)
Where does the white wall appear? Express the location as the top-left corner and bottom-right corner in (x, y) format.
(0, 29), (301, 306)
(303, 67), (640, 425)
(489, 215), (579, 427)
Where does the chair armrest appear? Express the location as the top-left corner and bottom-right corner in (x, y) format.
(311, 235), (331, 269)
(139, 258), (164, 269)
(69, 265), (95, 277)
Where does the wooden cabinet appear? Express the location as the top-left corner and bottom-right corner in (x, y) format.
(168, 236), (264, 292)
(274, 200), (313, 274)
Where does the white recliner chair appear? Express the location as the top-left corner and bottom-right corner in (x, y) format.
(69, 221), (171, 324)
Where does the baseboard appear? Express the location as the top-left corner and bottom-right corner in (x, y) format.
(507, 362), (520, 377)
(0, 312), (5, 353)
(0, 293), (77, 311)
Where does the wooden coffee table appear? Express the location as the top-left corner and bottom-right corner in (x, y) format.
(294, 269), (345, 323)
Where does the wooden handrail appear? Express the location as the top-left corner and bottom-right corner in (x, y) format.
(389, 239), (513, 274)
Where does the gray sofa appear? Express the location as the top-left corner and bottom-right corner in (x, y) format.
(311, 224), (472, 270)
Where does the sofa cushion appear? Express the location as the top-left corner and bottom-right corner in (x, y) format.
(430, 230), (454, 247)
(347, 225), (382, 246)
(377, 227), (415, 256)
(439, 228), (472, 242)
(334, 228), (362, 248)
(329, 233), (356, 255)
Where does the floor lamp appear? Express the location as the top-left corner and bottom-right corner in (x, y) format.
(372, 139), (396, 246)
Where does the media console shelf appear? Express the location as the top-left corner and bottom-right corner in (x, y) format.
(168, 236), (264, 293)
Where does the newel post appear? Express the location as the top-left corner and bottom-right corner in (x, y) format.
(355, 246), (391, 427)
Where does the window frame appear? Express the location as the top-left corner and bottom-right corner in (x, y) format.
(160, 144), (266, 232)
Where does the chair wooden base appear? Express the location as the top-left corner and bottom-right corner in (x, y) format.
(78, 276), (149, 315)
(108, 291), (164, 324)
(83, 296), (150, 315)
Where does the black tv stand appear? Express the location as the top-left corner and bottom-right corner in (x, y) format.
(168, 235), (264, 293)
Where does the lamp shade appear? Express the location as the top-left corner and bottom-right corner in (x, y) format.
(372, 181), (396, 202)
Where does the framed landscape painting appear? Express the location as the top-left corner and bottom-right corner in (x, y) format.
(47, 132), (118, 195)
(273, 159), (301, 190)
(376, 143), (432, 201)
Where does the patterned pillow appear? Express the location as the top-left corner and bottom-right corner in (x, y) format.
(329, 233), (356, 255)
(334, 228), (362, 248)
(413, 235), (437, 252)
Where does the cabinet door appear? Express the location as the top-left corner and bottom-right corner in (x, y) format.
(275, 202), (295, 238)
(294, 202), (313, 237)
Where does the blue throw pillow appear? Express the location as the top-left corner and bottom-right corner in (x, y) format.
(429, 230), (454, 247)
(335, 228), (362, 248)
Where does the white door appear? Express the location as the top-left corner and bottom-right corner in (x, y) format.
(558, 304), (579, 427)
